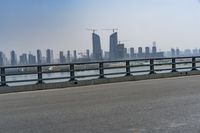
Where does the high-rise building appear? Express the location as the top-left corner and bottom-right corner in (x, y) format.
(130, 47), (135, 58)
(28, 53), (36, 64)
(152, 41), (157, 54)
(67, 50), (70, 62)
(46, 49), (53, 64)
(37, 49), (42, 64)
(59, 51), (66, 64)
(0, 52), (5, 66)
(176, 48), (180, 57)
(86, 49), (90, 59)
(171, 48), (176, 57)
(124, 48), (129, 59)
(92, 33), (102, 60)
(109, 32), (118, 60)
(10, 50), (17, 65)
(145, 47), (150, 58)
(116, 44), (125, 59)
(73, 50), (77, 62)
(137, 47), (143, 58)
(145, 47), (150, 54)
(19, 53), (28, 65)
(193, 49), (199, 56)
(138, 47), (143, 54)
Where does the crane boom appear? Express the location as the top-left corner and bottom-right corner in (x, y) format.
(86, 28), (98, 33)
(102, 28), (118, 33)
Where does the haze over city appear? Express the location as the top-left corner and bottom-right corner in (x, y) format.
(1, 0), (200, 56)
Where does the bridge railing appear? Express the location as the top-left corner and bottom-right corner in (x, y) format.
(1, 56), (200, 86)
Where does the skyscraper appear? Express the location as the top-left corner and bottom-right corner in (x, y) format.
(73, 50), (77, 62)
(152, 41), (157, 54)
(137, 47), (143, 58)
(28, 53), (36, 65)
(145, 47), (150, 58)
(0, 52), (5, 66)
(171, 48), (176, 57)
(37, 49), (42, 64)
(59, 51), (66, 64)
(19, 53), (28, 65)
(116, 44), (125, 59)
(176, 48), (180, 56)
(67, 50), (71, 62)
(109, 32), (118, 60)
(46, 49), (53, 64)
(130, 47), (135, 58)
(10, 50), (17, 65)
(92, 33), (102, 60)
(86, 49), (90, 59)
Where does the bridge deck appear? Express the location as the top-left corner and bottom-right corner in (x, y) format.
(1, 76), (200, 133)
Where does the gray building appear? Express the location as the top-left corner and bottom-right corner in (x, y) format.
(0, 52), (5, 66)
(10, 50), (17, 65)
(145, 47), (150, 57)
(137, 47), (143, 58)
(116, 44), (125, 59)
(67, 50), (70, 62)
(109, 32), (118, 60)
(171, 48), (176, 57)
(46, 49), (54, 64)
(92, 33), (102, 60)
(19, 53), (28, 65)
(59, 51), (66, 64)
(73, 50), (77, 62)
(37, 49), (42, 64)
(176, 48), (180, 57)
(130, 47), (135, 58)
(28, 53), (36, 65)
(86, 49), (90, 59)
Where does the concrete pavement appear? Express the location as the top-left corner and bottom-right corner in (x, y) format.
(1, 76), (200, 132)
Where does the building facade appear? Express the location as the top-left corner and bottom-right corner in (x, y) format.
(109, 32), (118, 60)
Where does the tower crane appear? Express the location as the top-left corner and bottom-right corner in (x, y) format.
(86, 28), (98, 33)
(102, 28), (118, 33)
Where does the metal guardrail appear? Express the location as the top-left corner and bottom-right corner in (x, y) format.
(0, 56), (200, 86)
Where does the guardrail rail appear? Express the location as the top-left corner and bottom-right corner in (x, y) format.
(1, 56), (200, 87)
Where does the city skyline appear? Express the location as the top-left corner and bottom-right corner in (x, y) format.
(1, 0), (200, 55)
(1, 43), (200, 66)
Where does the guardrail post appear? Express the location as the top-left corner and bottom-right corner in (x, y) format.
(149, 59), (155, 74)
(0, 67), (7, 86)
(99, 62), (105, 79)
(191, 57), (197, 71)
(69, 64), (76, 81)
(125, 60), (131, 76)
(37, 66), (43, 84)
(171, 58), (177, 72)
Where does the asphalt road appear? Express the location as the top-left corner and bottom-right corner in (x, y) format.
(1, 76), (200, 133)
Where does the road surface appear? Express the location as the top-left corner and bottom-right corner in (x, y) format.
(1, 76), (200, 133)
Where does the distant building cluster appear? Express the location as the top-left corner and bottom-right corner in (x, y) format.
(166, 48), (200, 57)
(0, 49), (86, 66)
(92, 31), (164, 61)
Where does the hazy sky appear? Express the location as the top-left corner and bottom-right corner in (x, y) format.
(1, 0), (200, 56)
